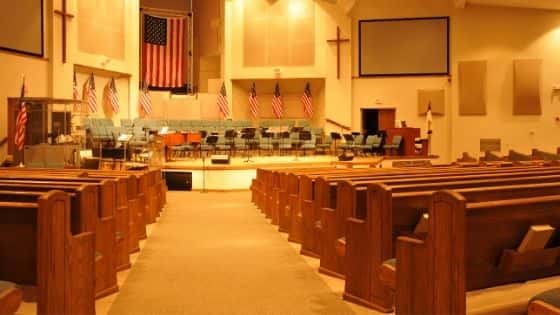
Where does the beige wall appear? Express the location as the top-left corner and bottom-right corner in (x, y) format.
(350, 1), (560, 162)
(225, 0), (351, 131)
(0, 0), (51, 157)
(0, 0), (139, 159)
(351, 0), (452, 161)
(451, 5), (560, 159)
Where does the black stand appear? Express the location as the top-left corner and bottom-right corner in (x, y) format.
(201, 155), (207, 193)
(297, 130), (312, 159)
(343, 134), (354, 154)
(225, 129), (237, 156)
(241, 128), (256, 163)
(331, 132), (342, 155)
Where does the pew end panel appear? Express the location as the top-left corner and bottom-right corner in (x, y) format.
(288, 194), (303, 243)
(0, 281), (23, 315)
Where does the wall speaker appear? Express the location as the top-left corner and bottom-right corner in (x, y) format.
(211, 154), (230, 164)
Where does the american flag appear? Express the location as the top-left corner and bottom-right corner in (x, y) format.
(217, 83), (230, 118)
(142, 14), (186, 88)
(73, 71), (80, 100)
(272, 83), (283, 118)
(248, 82), (259, 118)
(426, 103), (433, 134)
(139, 77), (153, 116)
(83, 73), (98, 113)
(302, 82), (313, 118)
(14, 77), (27, 151)
(104, 78), (119, 114)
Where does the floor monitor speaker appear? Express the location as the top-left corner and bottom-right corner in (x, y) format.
(338, 152), (354, 161)
(211, 154), (230, 164)
(163, 171), (192, 191)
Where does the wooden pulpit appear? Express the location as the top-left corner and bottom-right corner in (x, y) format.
(385, 127), (421, 156)
(7, 97), (82, 163)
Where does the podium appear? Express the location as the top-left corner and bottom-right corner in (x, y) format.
(7, 97), (82, 164)
(385, 127), (420, 156)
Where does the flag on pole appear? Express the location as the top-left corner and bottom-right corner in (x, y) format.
(104, 78), (120, 114)
(217, 83), (230, 119)
(426, 102), (433, 135)
(73, 71), (80, 100)
(83, 73), (98, 113)
(272, 83), (283, 119)
(248, 82), (259, 118)
(14, 77), (28, 152)
(142, 14), (187, 88)
(139, 76), (153, 116)
(302, 82), (313, 118)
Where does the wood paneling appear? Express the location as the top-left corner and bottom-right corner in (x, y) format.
(78, 0), (125, 60)
(514, 59), (542, 115)
(458, 60), (487, 115)
(243, 0), (315, 67)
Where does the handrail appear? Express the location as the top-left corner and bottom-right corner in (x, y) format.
(0, 137), (7, 147)
(325, 118), (351, 131)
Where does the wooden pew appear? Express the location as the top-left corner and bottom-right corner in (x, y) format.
(0, 191), (95, 315)
(533, 149), (560, 162)
(0, 175), (131, 271)
(308, 167), (560, 259)
(0, 167), (164, 230)
(0, 182), (117, 298)
(345, 176), (560, 311)
(395, 192), (560, 315)
(321, 170), (560, 276)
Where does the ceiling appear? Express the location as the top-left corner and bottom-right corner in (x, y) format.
(465, 0), (560, 10)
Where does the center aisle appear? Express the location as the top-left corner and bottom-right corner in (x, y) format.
(108, 191), (362, 315)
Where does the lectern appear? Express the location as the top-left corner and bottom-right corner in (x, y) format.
(7, 97), (84, 164)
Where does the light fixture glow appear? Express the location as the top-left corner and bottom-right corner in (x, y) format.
(289, 0), (305, 18)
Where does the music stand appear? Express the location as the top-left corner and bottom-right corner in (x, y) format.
(343, 134), (354, 154)
(280, 131), (290, 155)
(201, 135), (218, 158)
(225, 129), (237, 155)
(331, 132), (342, 155)
(296, 130), (312, 159)
(241, 128), (256, 163)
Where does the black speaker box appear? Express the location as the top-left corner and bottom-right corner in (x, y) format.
(338, 152), (355, 161)
(163, 171), (192, 191)
(211, 154), (230, 164)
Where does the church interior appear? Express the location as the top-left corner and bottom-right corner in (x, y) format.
(4, 0), (560, 314)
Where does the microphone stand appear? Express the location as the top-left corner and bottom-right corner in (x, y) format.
(201, 153), (207, 193)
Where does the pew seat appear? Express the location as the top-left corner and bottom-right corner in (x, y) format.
(0, 281), (22, 315)
(529, 288), (560, 315)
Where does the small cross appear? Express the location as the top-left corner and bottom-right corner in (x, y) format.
(326, 27), (350, 79)
(54, 0), (74, 63)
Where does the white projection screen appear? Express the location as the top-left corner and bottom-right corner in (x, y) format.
(359, 17), (449, 76)
(0, 0), (43, 56)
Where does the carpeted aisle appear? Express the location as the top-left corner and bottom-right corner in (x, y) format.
(108, 191), (356, 315)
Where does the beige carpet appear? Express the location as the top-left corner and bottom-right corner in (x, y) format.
(108, 191), (356, 315)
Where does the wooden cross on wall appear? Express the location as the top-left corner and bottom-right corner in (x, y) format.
(54, 0), (74, 63)
(326, 27), (350, 79)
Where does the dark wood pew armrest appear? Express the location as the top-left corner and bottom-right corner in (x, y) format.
(529, 300), (560, 315)
(0, 282), (22, 315)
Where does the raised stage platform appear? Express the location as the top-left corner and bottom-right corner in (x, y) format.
(163, 155), (442, 191)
